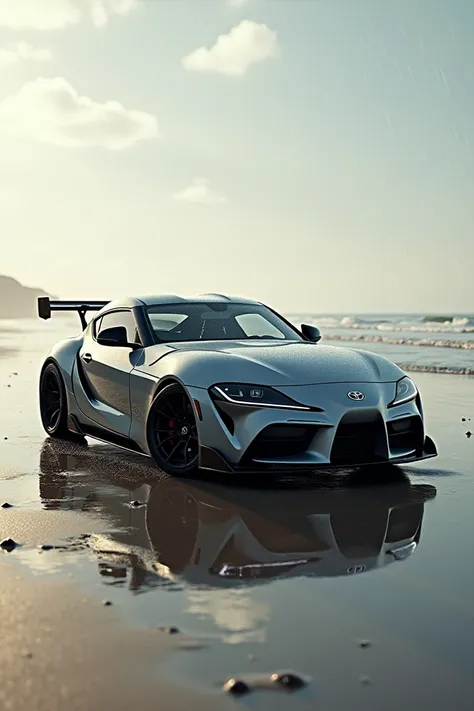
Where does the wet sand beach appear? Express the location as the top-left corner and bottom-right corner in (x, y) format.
(1, 324), (474, 710)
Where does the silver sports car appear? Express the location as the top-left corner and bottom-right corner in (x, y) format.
(38, 294), (438, 476)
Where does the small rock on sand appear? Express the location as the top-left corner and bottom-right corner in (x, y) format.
(270, 671), (307, 690)
(359, 639), (372, 648)
(103, 600), (113, 607)
(223, 679), (251, 696)
(158, 626), (180, 634)
(1, 502), (13, 509)
(1, 538), (19, 552)
(466, 431), (472, 438)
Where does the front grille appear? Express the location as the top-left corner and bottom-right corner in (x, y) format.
(387, 417), (423, 454)
(244, 425), (316, 460)
(330, 418), (385, 465)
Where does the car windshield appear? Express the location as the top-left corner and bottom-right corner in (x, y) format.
(146, 303), (302, 343)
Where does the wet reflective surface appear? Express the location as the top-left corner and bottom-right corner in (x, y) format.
(1, 324), (474, 709)
(38, 439), (436, 590)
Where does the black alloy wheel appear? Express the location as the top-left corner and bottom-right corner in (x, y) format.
(147, 383), (200, 476)
(39, 363), (70, 437)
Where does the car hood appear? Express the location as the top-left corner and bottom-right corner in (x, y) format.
(144, 340), (405, 387)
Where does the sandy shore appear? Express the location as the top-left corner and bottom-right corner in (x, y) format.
(1, 563), (234, 711)
(1, 325), (474, 710)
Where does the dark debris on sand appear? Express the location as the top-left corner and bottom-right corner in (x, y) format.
(158, 626), (180, 635)
(1, 538), (19, 552)
(223, 679), (251, 696)
(1, 502), (13, 509)
(223, 670), (310, 696)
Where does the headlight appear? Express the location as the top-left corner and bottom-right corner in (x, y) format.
(210, 383), (310, 411)
(389, 377), (418, 407)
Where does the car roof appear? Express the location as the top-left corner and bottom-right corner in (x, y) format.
(100, 293), (262, 311)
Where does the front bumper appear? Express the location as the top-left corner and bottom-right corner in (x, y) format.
(199, 436), (438, 474)
(188, 381), (438, 474)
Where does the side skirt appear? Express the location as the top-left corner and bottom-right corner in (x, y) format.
(69, 414), (147, 455)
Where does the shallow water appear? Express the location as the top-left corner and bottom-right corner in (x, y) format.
(1, 326), (474, 710)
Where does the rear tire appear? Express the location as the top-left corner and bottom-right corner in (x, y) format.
(147, 383), (200, 477)
(39, 362), (74, 439)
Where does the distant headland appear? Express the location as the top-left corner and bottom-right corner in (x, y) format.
(0, 275), (54, 319)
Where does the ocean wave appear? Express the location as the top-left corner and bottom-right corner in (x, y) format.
(292, 314), (474, 334)
(398, 364), (474, 376)
(373, 322), (474, 334)
(323, 334), (474, 349)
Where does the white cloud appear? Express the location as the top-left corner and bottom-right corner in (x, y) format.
(0, 77), (159, 150)
(227, 0), (252, 7)
(88, 0), (139, 28)
(182, 20), (278, 77)
(0, 0), (138, 31)
(173, 178), (227, 205)
(0, 41), (52, 67)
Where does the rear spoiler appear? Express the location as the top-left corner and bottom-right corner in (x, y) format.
(38, 297), (109, 329)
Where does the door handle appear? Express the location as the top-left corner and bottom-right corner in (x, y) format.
(82, 353), (92, 363)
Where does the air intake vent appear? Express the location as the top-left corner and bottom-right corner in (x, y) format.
(245, 424), (316, 460)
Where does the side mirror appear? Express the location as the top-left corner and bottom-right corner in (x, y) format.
(301, 324), (321, 343)
(97, 326), (134, 348)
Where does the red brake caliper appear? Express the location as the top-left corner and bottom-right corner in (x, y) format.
(168, 419), (175, 446)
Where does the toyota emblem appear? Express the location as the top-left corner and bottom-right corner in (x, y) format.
(348, 391), (365, 401)
(346, 565), (366, 574)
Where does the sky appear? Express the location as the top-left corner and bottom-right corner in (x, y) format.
(0, 0), (473, 314)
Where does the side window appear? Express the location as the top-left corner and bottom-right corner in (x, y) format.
(93, 317), (102, 337)
(235, 313), (285, 339)
(96, 311), (141, 345)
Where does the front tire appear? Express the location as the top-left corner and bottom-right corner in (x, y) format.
(39, 362), (71, 438)
(147, 383), (200, 477)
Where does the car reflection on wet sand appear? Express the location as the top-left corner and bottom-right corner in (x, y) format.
(39, 439), (436, 591)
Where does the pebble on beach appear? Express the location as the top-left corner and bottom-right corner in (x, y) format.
(223, 670), (310, 696)
(1, 502), (13, 509)
(270, 671), (308, 690)
(1, 538), (19, 552)
(158, 626), (180, 635)
(223, 679), (251, 696)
